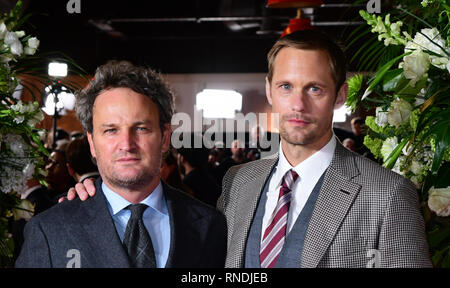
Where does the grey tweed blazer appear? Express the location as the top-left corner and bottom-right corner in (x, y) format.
(217, 140), (432, 268)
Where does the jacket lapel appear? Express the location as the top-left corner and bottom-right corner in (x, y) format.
(64, 179), (130, 267)
(163, 182), (214, 267)
(301, 141), (362, 268)
(229, 154), (278, 267)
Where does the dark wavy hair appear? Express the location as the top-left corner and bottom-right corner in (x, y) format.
(76, 60), (174, 134)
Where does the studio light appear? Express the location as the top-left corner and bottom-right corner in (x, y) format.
(196, 89), (243, 119)
(48, 62), (68, 77)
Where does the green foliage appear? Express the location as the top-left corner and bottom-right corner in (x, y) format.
(346, 74), (365, 112)
(363, 135), (383, 159)
(347, 0), (450, 267)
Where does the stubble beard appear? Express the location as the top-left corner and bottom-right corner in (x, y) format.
(100, 157), (162, 191)
(279, 116), (315, 146)
(279, 116), (332, 147)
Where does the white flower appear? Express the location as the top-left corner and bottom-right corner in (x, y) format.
(447, 60), (450, 74)
(391, 155), (408, 176)
(15, 30), (25, 38)
(4, 31), (23, 56)
(5, 134), (26, 157)
(11, 100), (25, 113)
(381, 136), (398, 161)
(390, 21), (403, 35)
(2, 165), (27, 194)
(22, 163), (35, 180)
(27, 110), (44, 127)
(24, 37), (39, 55)
(415, 88), (426, 107)
(401, 49), (430, 87)
(13, 199), (35, 221)
(0, 53), (14, 64)
(428, 186), (450, 217)
(10, 41), (23, 56)
(430, 55), (448, 70)
(406, 28), (449, 70)
(24, 47), (35, 55)
(402, 143), (413, 156)
(37, 130), (47, 141)
(375, 107), (388, 127)
(409, 160), (423, 175)
(407, 28), (446, 56)
(384, 37), (398, 47)
(372, 16), (387, 34)
(13, 115), (24, 124)
(387, 98), (413, 128)
(27, 37), (39, 49)
(0, 21), (7, 39)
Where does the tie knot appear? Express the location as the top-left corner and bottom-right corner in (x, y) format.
(282, 169), (299, 190)
(127, 204), (148, 219)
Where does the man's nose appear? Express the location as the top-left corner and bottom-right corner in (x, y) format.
(290, 89), (308, 112)
(118, 130), (136, 151)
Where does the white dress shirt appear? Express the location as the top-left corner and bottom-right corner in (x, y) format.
(261, 136), (336, 241)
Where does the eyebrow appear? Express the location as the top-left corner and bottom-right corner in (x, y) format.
(100, 120), (153, 128)
(273, 80), (328, 87)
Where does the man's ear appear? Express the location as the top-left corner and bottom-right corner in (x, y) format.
(66, 163), (75, 177)
(161, 123), (172, 154)
(265, 76), (273, 106)
(334, 82), (348, 110)
(87, 132), (96, 159)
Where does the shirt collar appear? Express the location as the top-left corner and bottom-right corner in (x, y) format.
(274, 135), (336, 187)
(102, 181), (168, 216)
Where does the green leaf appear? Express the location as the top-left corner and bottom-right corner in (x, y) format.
(397, 7), (434, 29)
(396, 77), (427, 98)
(346, 74), (365, 111)
(363, 52), (410, 101)
(382, 69), (403, 92)
(431, 122), (450, 175)
(383, 137), (409, 170)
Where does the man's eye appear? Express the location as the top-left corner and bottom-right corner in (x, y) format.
(280, 84), (291, 90)
(309, 86), (321, 93)
(136, 127), (149, 132)
(104, 128), (116, 134)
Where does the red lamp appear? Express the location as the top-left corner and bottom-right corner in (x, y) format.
(281, 9), (313, 37)
(267, 0), (323, 36)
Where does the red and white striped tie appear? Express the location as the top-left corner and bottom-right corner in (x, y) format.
(260, 169), (299, 268)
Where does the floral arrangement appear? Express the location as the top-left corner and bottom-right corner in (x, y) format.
(346, 0), (450, 267)
(0, 1), (48, 267)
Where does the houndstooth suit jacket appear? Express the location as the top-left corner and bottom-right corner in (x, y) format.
(217, 139), (432, 268)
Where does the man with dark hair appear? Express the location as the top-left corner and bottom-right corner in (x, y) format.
(45, 148), (75, 202)
(65, 136), (99, 183)
(16, 61), (226, 268)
